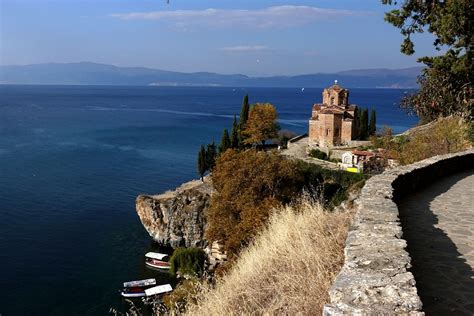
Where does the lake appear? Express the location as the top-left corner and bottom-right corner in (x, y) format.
(0, 85), (418, 315)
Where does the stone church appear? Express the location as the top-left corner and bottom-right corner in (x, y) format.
(309, 82), (359, 147)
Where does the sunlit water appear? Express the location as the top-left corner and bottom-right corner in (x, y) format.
(0, 85), (418, 315)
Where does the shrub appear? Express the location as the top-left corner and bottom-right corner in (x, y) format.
(186, 194), (354, 315)
(169, 248), (206, 277)
(309, 148), (328, 160)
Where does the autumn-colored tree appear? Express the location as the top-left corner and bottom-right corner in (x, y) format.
(205, 149), (303, 256)
(242, 103), (280, 147)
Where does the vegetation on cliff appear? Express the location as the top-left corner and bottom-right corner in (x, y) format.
(372, 116), (471, 165)
(205, 148), (364, 258)
(185, 195), (354, 315)
(205, 149), (303, 256)
(169, 247), (206, 277)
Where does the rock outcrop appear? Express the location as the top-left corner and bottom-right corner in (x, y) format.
(136, 178), (212, 248)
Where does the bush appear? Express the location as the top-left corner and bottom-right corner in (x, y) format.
(169, 248), (206, 277)
(309, 149), (328, 160)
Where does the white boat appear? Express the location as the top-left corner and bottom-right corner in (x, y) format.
(145, 284), (173, 297)
(123, 278), (156, 288)
(121, 278), (157, 298)
(145, 252), (171, 270)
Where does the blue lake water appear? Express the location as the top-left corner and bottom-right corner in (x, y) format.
(0, 85), (418, 315)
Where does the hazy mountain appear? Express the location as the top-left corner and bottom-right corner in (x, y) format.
(0, 62), (422, 88)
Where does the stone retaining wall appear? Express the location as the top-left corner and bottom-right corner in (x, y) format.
(323, 149), (474, 315)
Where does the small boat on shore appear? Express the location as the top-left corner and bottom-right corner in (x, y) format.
(145, 252), (171, 270)
(120, 278), (156, 298)
(145, 284), (173, 297)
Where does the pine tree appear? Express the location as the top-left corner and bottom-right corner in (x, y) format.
(369, 109), (376, 136)
(219, 129), (231, 154)
(206, 141), (217, 171)
(230, 115), (240, 149)
(197, 145), (207, 181)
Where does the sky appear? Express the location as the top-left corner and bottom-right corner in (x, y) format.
(0, 0), (440, 76)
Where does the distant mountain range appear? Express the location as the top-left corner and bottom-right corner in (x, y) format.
(0, 62), (422, 88)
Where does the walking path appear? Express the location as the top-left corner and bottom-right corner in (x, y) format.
(397, 169), (474, 315)
(281, 137), (339, 170)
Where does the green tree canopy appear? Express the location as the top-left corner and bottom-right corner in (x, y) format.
(197, 145), (207, 181)
(369, 109), (376, 136)
(382, 0), (473, 121)
(206, 141), (217, 171)
(230, 115), (240, 149)
(358, 108), (369, 140)
(219, 128), (231, 154)
(239, 94), (250, 128)
(242, 103), (280, 146)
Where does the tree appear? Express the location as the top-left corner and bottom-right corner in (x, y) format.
(205, 149), (304, 256)
(239, 94), (250, 128)
(382, 0), (473, 121)
(230, 115), (240, 149)
(206, 141), (217, 171)
(242, 103), (280, 147)
(369, 109), (376, 136)
(197, 145), (207, 181)
(358, 108), (369, 140)
(219, 129), (231, 154)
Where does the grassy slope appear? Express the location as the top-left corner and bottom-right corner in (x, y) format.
(186, 196), (354, 315)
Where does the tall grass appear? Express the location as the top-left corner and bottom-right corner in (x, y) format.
(185, 194), (353, 315)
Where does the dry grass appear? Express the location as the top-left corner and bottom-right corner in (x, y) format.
(185, 194), (354, 315)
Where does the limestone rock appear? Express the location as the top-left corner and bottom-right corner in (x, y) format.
(136, 178), (212, 248)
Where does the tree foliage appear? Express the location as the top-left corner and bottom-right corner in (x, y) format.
(358, 108), (369, 140)
(197, 145), (207, 181)
(242, 103), (280, 146)
(382, 0), (473, 121)
(206, 142), (217, 171)
(230, 115), (240, 149)
(219, 129), (231, 154)
(169, 247), (206, 277)
(369, 109), (377, 136)
(205, 149), (303, 256)
(239, 94), (250, 129)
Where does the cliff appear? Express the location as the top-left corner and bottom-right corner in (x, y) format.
(136, 178), (212, 248)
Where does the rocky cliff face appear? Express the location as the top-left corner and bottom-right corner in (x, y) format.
(136, 178), (212, 248)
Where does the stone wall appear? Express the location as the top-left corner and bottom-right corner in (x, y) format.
(324, 149), (474, 315)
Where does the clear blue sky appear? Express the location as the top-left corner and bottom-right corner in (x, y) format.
(0, 0), (439, 75)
